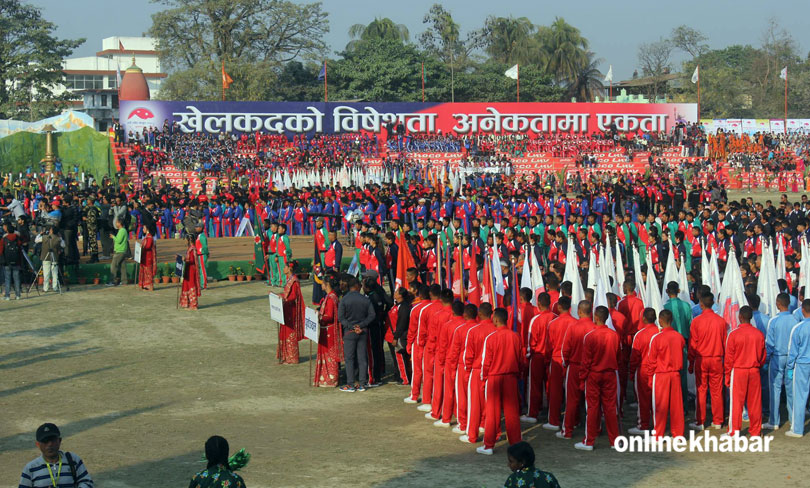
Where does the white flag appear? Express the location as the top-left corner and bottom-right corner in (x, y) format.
(116, 62), (122, 88)
(780, 66), (787, 80)
(604, 65), (613, 83)
(505, 64), (519, 80)
(691, 65), (699, 84)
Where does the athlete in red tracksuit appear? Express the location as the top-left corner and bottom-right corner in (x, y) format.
(406, 290), (432, 403)
(544, 296), (576, 429)
(688, 294), (727, 428)
(560, 301), (596, 439)
(607, 294), (628, 414)
(480, 308), (526, 452)
(443, 304), (479, 429)
(578, 306), (621, 449)
(462, 304), (497, 444)
(525, 293), (556, 421)
(724, 307), (766, 436)
(646, 310), (686, 438)
(420, 287), (444, 408)
(432, 299), (466, 421)
(617, 283), (645, 407)
(628, 309), (659, 432)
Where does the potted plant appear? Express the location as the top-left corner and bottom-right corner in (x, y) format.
(78, 274), (87, 285)
(93, 273), (100, 285)
(161, 263), (171, 284)
(228, 265), (236, 281)
(37, 270), (44, 285)
(246, 262), (255, 281)
(170, 261), (181, 283)
(236, 267), (245, 281)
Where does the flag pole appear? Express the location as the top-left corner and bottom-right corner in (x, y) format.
(516, 64), (520, 103)
(421, 62), (425, 102)
(221, 61), (225, 102)
(697, 65), (701, 121)
(784, 69), (788, 130)
(324, 61), (328, 103)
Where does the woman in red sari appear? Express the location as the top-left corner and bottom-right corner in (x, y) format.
(138, 226), (157, 291)
(179, 235), (200, 310)
(314, 277), (341, 386)
(278, 262), (304, 364)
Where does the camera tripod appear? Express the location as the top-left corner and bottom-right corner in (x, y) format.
(26, 251), (64, 297)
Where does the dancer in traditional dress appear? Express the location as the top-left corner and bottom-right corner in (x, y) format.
(179, 235), (200, 310)
(278, 262), (304, 364)
(315, 277), (342, 386)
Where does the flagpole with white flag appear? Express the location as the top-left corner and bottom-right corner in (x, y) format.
(530, 248), (545, 306)
(604, 65), (613, 101)
(717, 249), (748, 332)
(505, 64), (519, 102)
(758, 241), (780, 317)
(691, 65), (700, 120)
(563, 235), (585, 318)
(632, 245), (647, 305)
(780, 66), (788, 131)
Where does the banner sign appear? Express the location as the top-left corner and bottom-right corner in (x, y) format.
(304, 307), (319, 342)
(0, 110), (95, 139)
(269, 293), (284, 324)
(121, 101), (697, 140)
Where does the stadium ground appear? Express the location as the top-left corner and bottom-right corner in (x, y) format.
(2, 190), (809, 488)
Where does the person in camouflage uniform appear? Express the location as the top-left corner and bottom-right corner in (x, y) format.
(83, 194), (100, 263)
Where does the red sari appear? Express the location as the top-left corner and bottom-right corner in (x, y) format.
(278, 274), (304, 364)
(138, 235), (156, 290)
(314, 291), (341, 386)
(179, 244), (200, 310)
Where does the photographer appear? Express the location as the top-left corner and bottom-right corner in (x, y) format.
(35, 226), (64, 292)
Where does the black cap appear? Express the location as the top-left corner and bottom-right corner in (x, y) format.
(36, 423), (60, 442)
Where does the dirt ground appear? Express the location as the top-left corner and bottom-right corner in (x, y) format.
(3, 189), (810, 487)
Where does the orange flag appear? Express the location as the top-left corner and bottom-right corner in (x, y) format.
(395, 232), (416, 290)
(221, 61), (234, 90)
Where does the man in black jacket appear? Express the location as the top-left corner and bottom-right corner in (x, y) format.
(363, 270), (393, 387)
(338, 277), (376, 392)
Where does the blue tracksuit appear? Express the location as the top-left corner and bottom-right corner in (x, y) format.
(787, 319), (810, 434)
(767, 311), (800, 425)
(793, 307), (804, 322)
(753, 310), (771, 414)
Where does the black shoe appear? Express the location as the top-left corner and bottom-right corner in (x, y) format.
(368, 382), (383, 388)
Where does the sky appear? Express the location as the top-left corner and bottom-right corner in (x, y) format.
(31, 0), (810, 81)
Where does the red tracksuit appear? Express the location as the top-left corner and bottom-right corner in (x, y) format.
(724, 323), (766, 436)
(443, 319), (478, 425)
(617, 293), (644, 406)
(518, 302), (538, 351)
(646, 327), (686, 438)
(422, 301), (447, 406)
(482, 327), (527, 449)
(433, 315), (466, 419)
(526, 309), (555, 418)
(629, 323), (659, 430)
(689, 309), (727, 426)
(464, 319), (497, 442)
(546, 312), (577, 427)
(609, 307), (628, 412)
(561, 317), (596, 437)
(580, 324), (621, 446)
(407, 300), (432, 401)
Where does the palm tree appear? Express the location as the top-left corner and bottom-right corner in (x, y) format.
(346, 18), (410, 51)
(566, 52), (605, 102)
(483, 16), (536, 65)
(536, 17), (589, 85)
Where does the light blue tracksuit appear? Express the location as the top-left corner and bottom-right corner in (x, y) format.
(787, 319), (810, 435)
(793, 307), (804, 322)
(766, 311), (800, 426)
(753, 310), (771, 414)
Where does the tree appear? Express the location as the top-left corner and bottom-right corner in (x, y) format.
(454, 62), (562, 103)
(149, 0), (328, 100)
(670, 25), (708, 59)
(347, 18), (409, 51)
(637, 39), (673, 100)
(482, 16), (536, 65)
(566, 51), (604, 102)
(750, 19), (800, 116)
(0, 0), (85, 120)
(535, 17), (589, 86)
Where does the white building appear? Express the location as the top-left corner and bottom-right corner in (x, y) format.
(60, 36), (166, 130)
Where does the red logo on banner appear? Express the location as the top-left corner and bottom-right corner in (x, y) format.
(128, 108), (154, 120)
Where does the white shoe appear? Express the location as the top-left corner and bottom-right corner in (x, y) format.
(574, 442), (594, 451)
(785, 430), (803, 438)
(520, 415), (538, 424)
(403, 397), (418, 404)
(417, 404), (432, 412)
(542, 423), (560, 431)
(459, 435), (473, 444)
(555, 431), (570, 439)
(720, 432), (738, 440)
(452, 427), (465, 434)
(627, 427), (647, 435)
(479, 427), (485, 434)
(476, 446), (493, 455)
(689, 422), (705, 431)
(710, 423), (723, 430)
(433, 420), (450, 428)
(762, 423), (779, 430)
(424, 412), (438, 419)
